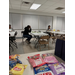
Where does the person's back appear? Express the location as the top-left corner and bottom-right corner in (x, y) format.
(23, 26), (31, 35)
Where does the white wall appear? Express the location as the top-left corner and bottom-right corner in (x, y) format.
(9, 9), (65, 37)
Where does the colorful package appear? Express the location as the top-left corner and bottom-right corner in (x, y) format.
(61, 63), (65, 68)
(43, 56), (58, 64)
(9, 58), (22, 68)
(48, 63), (65, 75)
(42, 53), (53, 59)
(34, 64), (54, 75)
(9, 54), (20, 60)
(28, 54), (46, 67)
(9, 64), (27, 75)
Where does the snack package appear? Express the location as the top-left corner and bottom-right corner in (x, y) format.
(43, 56), (58, 64)
(48, 63), (65, 75)
(28, 54), (46, 67)
(42, 53), (53, 59)
(9, 54), (20, 60)
(33, 64), (54, 75)
(9, 64), (27, 75)
(9, 58), (22, 68)
(61, 63), (65, 68)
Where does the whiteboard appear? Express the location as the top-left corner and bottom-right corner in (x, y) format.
(39, 16), (46, 29)
(23, 15), (38, 29)
(12, 14), (22, 29)
(9, 13), (13, 27)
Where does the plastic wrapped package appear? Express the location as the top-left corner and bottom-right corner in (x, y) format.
(43, 56), (58, 64)
(9, 64), (27, 75)
(48, 63), (65, 75)
(33, 64), (54, 75)
(28, 54), (46, 67)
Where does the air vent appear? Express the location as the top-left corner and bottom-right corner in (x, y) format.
(55, 7), (64, 10)
(22, 1), (30, 4)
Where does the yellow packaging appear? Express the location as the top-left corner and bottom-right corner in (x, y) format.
(9, 64), (27, 75)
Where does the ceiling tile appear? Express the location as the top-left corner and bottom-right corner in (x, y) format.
(22, 0), (34, 3)
(34, 0), (47, 4)
(37, 5), (49, 10)
(43, 0), (57, 6)
(10, 0), (21, 5)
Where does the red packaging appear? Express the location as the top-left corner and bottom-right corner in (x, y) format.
(28, 54), (46, 67)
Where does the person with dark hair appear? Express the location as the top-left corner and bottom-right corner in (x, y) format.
(46, 25), (51, 31)
(23, 25), (32, 44)
(9, 24), (14, 31)
(45, 25), (52, 36)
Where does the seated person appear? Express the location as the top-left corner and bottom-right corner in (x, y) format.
(9, 24), (14, 31)
(46, 25), (52, 31)
(23, 25), (32, 44)
(45, 25), (52, 36)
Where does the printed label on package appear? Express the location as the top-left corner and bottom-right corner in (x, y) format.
(34, 64), (54, 75)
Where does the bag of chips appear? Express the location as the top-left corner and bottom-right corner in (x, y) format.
(9, 64), (27, 75)
(9, 58), (22, 68)
(48, 63), (65, 75)
(28, 54), (45, 67)
(43, 56), (58, 64)
(9, 54), (20, 60)
(33, 64), (54, 75)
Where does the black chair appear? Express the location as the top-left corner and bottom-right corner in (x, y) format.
(21, 31), (27, 43)
(9, 31), (18, 48)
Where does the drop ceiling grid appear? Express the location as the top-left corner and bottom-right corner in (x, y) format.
(9, 0), (65, 14)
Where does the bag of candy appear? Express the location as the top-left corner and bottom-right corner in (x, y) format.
(48, 63), (65, 75)
(43, 56), (58, 64)
(28, 54), (45, 67)
(61, 63), (65, 68)
(33, 64), (54, 75)
(9, 64), (27, 75)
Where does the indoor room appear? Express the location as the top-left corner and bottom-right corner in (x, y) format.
(9, 0), (65, 75)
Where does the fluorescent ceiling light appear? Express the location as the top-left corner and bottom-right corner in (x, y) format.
(30, 3), (41, 10)
(62, 11), (65, 13)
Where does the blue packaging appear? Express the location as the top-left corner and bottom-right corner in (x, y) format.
(33, 64), (54, 75)
(9, 58), (22, 68)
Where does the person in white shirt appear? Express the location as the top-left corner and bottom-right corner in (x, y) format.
(9, 24), (14, 31)
(46, 25), (52, 31)
(46, 25), (52, 36)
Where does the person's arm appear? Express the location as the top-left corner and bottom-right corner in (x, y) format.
(28, 26), (32, 32)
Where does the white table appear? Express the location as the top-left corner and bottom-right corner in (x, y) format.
(31, 32), (48, 37)
(18, 50), (64, 75)
(47, 31), (65, 35)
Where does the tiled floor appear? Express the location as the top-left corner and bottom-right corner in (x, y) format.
(10, 38), (55, 55)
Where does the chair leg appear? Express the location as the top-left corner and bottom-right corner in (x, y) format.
(48, 43), (49, 50)
(39, 44), (41, 51)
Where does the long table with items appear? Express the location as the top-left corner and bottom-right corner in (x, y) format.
(9, 50), (65, 75)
